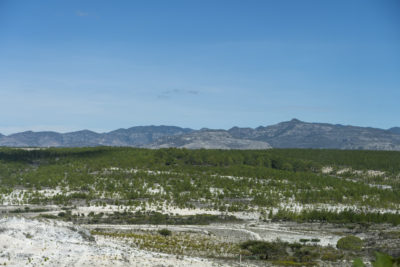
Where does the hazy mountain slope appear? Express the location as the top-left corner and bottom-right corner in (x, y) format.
(0, 126), (193, 147)
(148, 130), (272, 149)
(388, 127), (400, 135)
(0, 131), (64, 147)
(62, 130), (103, 147)
(229, 119), (400, 150)
(103, 126), (193, 146)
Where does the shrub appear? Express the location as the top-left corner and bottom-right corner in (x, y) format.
(40, 214), (58, 219)
(321, 251), (343, 261)
(158, 228), (172, 236)
(336, 235), (363, 251)
(299, 238), (310, 244)
(240, 240), (286, 260)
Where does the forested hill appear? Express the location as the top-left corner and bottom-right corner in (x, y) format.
(0, 147), (399, 213)
(1, 119), (400, 150)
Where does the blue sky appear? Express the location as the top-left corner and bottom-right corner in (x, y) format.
(0, 0), (399, 134)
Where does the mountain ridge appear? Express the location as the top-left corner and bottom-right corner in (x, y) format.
(1, 120), (399, 150)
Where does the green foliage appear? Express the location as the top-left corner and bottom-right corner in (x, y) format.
(240, 240), (341, 264)
(9, 207), (49, 213)
(321, 251), (343, 262)
(353, 258), (365, 267)
(91, 230), (240, 258)
(240, 240), (286, 260)
(39, 214), (58, 219)
(58, 211), (240, 225)
(158, 228), (171, 236)
(336, 235), (363, 251)
(272, 209), (400, 225)
(353, 252), (400, 267)
(373, 252), (400, 267)
(267, 149), (400, 173)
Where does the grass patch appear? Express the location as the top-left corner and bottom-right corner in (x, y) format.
(336, 235), (363, 251)
(91, 230), (240, 258)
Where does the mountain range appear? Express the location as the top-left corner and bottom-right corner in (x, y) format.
(1, 119), (400, 150)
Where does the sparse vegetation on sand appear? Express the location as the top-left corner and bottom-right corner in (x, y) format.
(91, 230), (241, 258)
(1, 147), (399, 211)
(1, 147), (399, 266)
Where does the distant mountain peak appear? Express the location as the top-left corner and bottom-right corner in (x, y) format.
(67, 129), (97, 134)
(289, 118), (302, 123)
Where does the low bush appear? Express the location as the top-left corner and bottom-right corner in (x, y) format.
(321, 251), (343, 261)
(158, 228), (172, 236)
(240, 240), (286, 260)
(336, 235), (363, 251)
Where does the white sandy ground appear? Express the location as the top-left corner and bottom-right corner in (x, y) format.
(322, 166), (386, 177)
(0, 217), (239, 267)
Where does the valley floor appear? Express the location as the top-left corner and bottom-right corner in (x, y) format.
(1, 204), (399, 266)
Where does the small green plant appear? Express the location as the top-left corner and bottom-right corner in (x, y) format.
(158, 228), (172, 236)
(321, 251), (343, 262)
(24, 232), (33, 239)
(336, 235), (363, 251)
(300, 238), (310, 244)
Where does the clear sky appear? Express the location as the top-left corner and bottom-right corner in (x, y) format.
(0, 0), (399, 134)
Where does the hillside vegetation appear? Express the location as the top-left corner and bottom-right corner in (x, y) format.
(1, 147), (399, 224)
